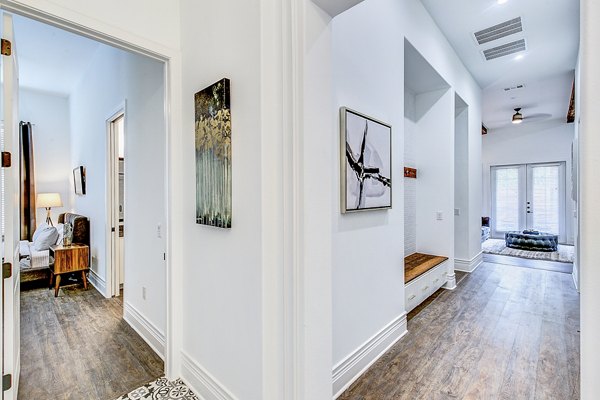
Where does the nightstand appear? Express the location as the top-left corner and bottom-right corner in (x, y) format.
(49, 244), (90, 297)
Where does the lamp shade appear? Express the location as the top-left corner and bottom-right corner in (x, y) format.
(37, 193), (63, 208)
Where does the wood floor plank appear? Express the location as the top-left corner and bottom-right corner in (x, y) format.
(18, 286), (164, 400)
(338, 261), (580, 400)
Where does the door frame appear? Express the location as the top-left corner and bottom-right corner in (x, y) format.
(0, 3), (182, 378)
(106, 104), (126, 298)
(490, 161), (567, 243)
(1, 11), (21, 400)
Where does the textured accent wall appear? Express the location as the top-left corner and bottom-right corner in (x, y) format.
(404, 90), (417, 256)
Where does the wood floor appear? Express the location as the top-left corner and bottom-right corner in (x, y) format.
(339, 261), (580, 400)
(19, 285), (164, 400)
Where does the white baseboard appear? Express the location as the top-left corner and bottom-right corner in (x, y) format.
(87, 269), (108, 297)
(454, 252), (483, 273)
(181, 351), (238, 400)
(332, 313), (408, 398)
(123, 301), (165, 360)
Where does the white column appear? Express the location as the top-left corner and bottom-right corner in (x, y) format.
(579, 1), (600, 398)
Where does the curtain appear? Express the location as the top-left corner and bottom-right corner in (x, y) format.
(19, 121), (36, 240)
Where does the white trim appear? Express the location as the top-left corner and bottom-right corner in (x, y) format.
(454, 251), (483, 273)
(87, 269), (108, 297)
(105, 103), (126, 298)
(180, 351), (238, 400)
(573, 263), (580, 292)
(13, 346), (20, 399)
(332, 313), (408, 399)
(123, 301), (165, 360)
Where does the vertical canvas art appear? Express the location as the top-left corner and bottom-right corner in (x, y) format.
(341, 107), (392, 213)
(195, 78), (232, 228)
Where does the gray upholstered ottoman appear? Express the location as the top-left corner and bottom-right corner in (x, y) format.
(505, 231), (558, 252)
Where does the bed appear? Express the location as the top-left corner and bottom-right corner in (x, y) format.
(20, 212), (90, 284)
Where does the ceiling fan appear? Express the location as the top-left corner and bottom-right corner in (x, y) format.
(511, 107), (552, 125)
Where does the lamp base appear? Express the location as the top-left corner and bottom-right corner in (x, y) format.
(46, 208), (54, 226)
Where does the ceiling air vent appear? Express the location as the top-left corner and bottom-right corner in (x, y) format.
(474, 17), (523, 45)
(504, 84), (525, 92)
(483, 39), (526, 61)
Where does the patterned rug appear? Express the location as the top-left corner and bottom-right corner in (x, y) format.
(115, 377), (198, 400)
(482, 239), (574, 263)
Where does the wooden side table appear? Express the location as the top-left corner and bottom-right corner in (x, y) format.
(49, 244), (90, 297)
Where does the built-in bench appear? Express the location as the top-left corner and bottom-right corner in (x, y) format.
(404, 253), (449, 312)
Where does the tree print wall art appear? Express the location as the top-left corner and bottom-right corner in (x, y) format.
(195, 78), (232, 228)
(340, 107), (392, 213)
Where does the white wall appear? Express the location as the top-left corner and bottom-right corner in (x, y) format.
(455, 105), (469, 261)
(482, 121), (575, 244)
(69, 44), (166, 349)
(4, 0), (180, 52)
(404, 89), (417, 256)
(331, 0), (482, 392)
(179, 1), (263, 398)
(415, 89), (453, 257)
(580, 0), (600, 397)
(18, 88), (72, 226)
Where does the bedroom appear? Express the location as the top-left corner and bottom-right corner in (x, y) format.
(13, 14), (168, 399)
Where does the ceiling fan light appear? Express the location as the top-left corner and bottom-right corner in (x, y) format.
(512, 113), (523, 124)
(512, 107), (523, 124)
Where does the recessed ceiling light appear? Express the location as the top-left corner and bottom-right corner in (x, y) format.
(515, 54), (524, 60)
(497, 0), (508, 4)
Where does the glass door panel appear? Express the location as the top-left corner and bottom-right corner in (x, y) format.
(491, 165), (526, 238)
(527, 162), (566, 242)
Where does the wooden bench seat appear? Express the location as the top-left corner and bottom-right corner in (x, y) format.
(404, 253), (448, 284)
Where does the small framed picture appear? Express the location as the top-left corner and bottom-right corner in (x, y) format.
(340, 107), (392, 213)
(73, 166), (86, 195)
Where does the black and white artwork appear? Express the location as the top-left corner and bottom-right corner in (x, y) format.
(341, 107), (392, 213)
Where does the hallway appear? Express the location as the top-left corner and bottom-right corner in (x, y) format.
(339, 261), (580, 399)
(18, 286), (163, 400)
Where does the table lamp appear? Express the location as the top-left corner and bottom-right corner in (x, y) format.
(37, 193), (63, 226)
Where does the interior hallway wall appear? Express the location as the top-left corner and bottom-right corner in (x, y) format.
(331, 0), (482, 394)
(18, 88), (72, 226)
(179, 0), (263, 398)
(69, 44), (167, 354)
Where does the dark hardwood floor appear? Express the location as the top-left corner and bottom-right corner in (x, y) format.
(19, 285), (164, 400)
(339, 261), (580, 400)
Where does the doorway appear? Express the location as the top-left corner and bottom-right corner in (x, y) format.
(108, 109), (125, 297)
(2, 9), (171, 400)
(491, 162), (566, 242)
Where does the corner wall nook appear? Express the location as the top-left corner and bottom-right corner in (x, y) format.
(403, 39), (455, 313)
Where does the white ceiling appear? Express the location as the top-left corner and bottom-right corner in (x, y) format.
(13, 14), (101, 97)
(420, 0), (579, 130)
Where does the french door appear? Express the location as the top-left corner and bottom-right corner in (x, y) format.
(491, 162), (566, 243)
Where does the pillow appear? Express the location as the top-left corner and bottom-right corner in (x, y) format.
(55, 223), (64, 246)
(32, 222), (49, 243)
(33, 225), (59, 251)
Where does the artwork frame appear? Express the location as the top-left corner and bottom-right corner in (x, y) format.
(73, 166), (86, 195)
(340, 107), (392, 213)
(195, 78), (232, 228)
